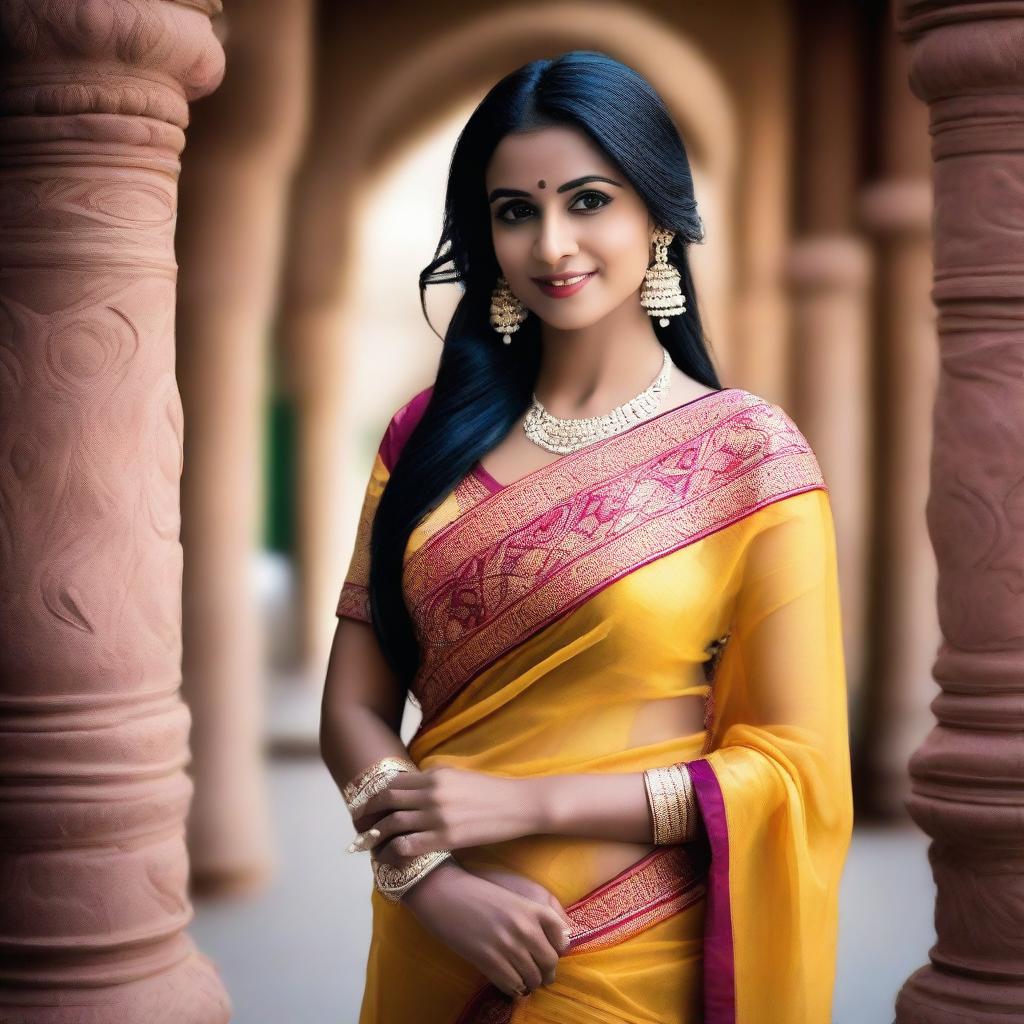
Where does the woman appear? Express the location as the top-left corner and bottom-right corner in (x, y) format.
(320, 50), (853, 1024)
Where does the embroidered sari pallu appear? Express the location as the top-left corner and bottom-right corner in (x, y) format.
(337, 388), (854, 1024)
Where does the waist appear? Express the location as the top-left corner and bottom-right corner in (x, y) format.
(455, 832), (710, 919)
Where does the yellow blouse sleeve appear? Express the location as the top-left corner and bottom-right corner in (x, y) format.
(687, 486), (854, 1024)
(336, 450), (390, 625)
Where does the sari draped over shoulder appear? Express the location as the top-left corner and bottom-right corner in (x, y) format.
(337, 385), (854, 1024)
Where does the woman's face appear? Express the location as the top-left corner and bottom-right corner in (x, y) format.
(484, 124), (656, 331)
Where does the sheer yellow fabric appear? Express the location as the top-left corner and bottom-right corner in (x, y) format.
(336, 391), (853, 1024)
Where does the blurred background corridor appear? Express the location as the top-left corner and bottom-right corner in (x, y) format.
(175, 1), (938, 1018)
(10, 0), (1021, 1020)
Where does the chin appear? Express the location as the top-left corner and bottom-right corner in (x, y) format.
(541, 306), (607, 331)
(542, 316), (598, 333)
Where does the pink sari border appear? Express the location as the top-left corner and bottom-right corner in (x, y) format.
(687, 757), (736, 1024)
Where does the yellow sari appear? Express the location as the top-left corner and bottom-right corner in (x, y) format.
(337, 385), (853, 1024)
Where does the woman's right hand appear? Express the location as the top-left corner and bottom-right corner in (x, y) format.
(401, 861), (572, 999)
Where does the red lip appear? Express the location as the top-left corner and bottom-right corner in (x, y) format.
(532, 271), (597, 299)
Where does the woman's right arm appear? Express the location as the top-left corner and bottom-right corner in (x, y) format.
(319, 615), (572, 997)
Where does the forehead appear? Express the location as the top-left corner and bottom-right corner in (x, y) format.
(485, 125), (616, 187)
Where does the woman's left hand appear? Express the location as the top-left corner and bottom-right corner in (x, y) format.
(350, 766), (540, 867)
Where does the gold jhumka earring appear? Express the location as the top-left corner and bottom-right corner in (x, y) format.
(640, 227), (687, 327)
(489, 275), (528, 345)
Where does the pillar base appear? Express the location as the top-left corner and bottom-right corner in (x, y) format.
(896, 964), (1024, 1024)
(0, 938), (230, 1024)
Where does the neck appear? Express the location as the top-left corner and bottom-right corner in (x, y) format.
(534, 297), (664, 417)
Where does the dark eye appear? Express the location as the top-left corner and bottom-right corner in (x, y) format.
(570, 190), (611, 212)
(496, 201), (534, 224)
(495, 190), (612, 225)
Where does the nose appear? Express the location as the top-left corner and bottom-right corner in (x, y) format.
(532, 209), (579, 267)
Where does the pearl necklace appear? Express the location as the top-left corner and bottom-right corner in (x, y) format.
(524, 348), (673, 454)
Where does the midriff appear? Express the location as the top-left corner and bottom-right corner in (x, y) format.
(454, 694), (708, 907)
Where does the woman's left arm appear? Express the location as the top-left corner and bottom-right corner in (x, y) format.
(351, 766), (665, 862)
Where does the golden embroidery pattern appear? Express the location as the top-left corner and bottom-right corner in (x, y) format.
(337, 583), (371, 622)
(454, 841), (709, 1023)
(404, 392), (826, 729)
(335, 451), (388, 622)
(336, 458), (493, 623)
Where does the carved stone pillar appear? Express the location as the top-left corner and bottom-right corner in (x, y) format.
(894, 2), (1024, 1020)
(786, 0), (872, 718)
(0, 2), (230, 1021)
(856, 13), (939, 821)
(176, 0), (312, 896)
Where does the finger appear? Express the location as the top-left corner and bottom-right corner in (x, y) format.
(526, 926), (559, 986)
(547, 894), (574, 933)
(374, 833), (425, 863)
(483, 952), (529, 1000)
(383, 770), (430, 789)
(355, 810), (433, 853)
(539, 907), (573, 957)
(357, 784), (423, 821)
(506, 942), (543, 994)
(346, 827), (381, 854)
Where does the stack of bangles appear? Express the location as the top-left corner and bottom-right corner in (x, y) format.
(342, 756), (453, 903)
(643, 761), (700, 843)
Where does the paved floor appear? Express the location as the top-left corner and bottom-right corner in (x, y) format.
(190, 758), (936, 1024)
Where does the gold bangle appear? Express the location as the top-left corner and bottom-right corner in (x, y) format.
(644, 762), (698, 844)
(371, 849), (453, 902)
(343, 756), (417, 803)
(668, 763), (689, 839)
(343, 756), (417, 814)
(680, 763), (698, 834)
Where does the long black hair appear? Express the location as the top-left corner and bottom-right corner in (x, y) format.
(368, 50), (723, 688)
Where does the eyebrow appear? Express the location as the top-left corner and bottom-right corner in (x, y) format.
(487, 175), (623, 204)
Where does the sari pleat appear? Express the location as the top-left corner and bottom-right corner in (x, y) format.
(337, 386), (853, 1024)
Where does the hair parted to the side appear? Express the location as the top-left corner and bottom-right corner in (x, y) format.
(368, 49), (723, 689)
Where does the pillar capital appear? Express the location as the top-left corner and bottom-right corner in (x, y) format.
(896, 1), (1024, 101)
(0, 0), (223, 127)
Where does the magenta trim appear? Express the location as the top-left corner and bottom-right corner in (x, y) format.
(472, 387), (737, 494)
(471, 461), (504, 495)
(379, 385), (433, 472)
(687, 758), (736, 1024)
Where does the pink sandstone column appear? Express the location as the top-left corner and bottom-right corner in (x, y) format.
(0, 2), (231, 1021)
(895, 2), (1024, 1020)
(175, 0), (313, 896)
(857, 14), (940, 821)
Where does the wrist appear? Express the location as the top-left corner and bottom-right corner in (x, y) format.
(400, 857), (464, 912)
(529, 774), (564, 834)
